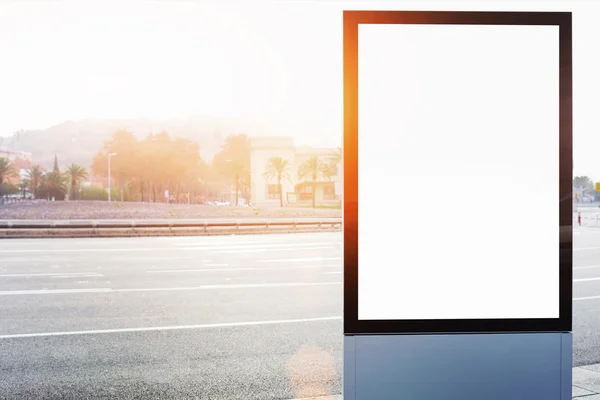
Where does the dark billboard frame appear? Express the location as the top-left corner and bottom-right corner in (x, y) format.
(343, 10), (572, 335)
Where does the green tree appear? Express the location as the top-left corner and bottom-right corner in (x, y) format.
(263, 157), (291, 207)
(65, 163), (88, 200)
(213, 134), (251, 206)
(42, 170), (68, 200)
(27, 165), (44, 199)
(19, 179), (30, 197)
(329, 146), (341, 166)
(298, 155), (328, 208)
(0, 157), (17, 184)
(574, 176), (594, 192)
(0, 183), (19, 201)
(91, 130), (138, 201)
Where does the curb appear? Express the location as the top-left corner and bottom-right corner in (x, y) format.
(0, 226), (342, 239)
(289, 397), (342, 400)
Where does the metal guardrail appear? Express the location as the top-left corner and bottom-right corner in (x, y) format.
(0, 218), (342, 230)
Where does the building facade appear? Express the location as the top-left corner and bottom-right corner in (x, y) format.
(250, 137), (342, 207)
(0, 147), (33, 186)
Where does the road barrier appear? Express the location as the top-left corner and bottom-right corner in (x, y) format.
(574, 212), (600, 227)
(0, 218), (343, 238)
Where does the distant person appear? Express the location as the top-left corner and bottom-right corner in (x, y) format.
(578, 213), (581, 226)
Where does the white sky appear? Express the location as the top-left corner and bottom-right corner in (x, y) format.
(0, 0), (598, 177)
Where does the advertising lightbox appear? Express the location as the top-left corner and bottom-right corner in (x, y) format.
(344, 11), (572, 334)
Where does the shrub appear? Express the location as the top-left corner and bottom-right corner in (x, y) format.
(81, 186), (109, 201)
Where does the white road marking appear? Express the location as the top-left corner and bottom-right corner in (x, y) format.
(574, 247), (600, 251)
(0, 282), (341, 296)
(0, 257), (84, 263)
(173, 240), (289, 247)
(210, 246), (333, 254)
(203, 264), (228, 267)
(147, 265), (341, 273)
(0, 242), (339, 254)
(574, 277), (600, 282)
(0, 288), (112, 295)
(321, 272), (342, 275)
(0, 248), (176, 254)
(113, 282), (341, 293)
(259, 257), (342, 263)
(181, 242), (331, 251)
(0, 272), (103, 278)
(111, 256), (194, 261)
(0, 316), (343, 340)
(574, 265), (600, 270)
(574, 295), (600, 301)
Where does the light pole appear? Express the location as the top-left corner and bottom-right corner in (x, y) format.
(108, 153), (116, 202)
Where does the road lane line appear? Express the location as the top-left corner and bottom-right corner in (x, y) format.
(0, 243), (340, 254)
(574, 277), (600, 282)
(211, 246), (334, 254)
(0, 272), (103, 278)
(0, 282), (341, 296)
(0, 316), (343, 340)
(112, 282), (341, 293)
(181, 242), (331, 251)
(0, 248), (178, 254)
(574, 296), (600, 301)
(574, 265), (600, 270)
(111, 256), (194, 261)
(173, 240), (290, 246)
(0, 288), (112, 295)
(147, 265), (341, 273)
(259, 257), (342, 263)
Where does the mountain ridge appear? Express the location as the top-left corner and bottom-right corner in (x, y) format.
(0, 115), (283, 169)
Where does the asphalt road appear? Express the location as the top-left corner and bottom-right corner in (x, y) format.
(0, 232), (343, 400)
(1, 228), (600, 399)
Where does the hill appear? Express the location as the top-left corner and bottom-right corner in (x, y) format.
(0, 115), (280, 169)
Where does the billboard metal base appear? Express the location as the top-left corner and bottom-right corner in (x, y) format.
(344, 332), (572, 400)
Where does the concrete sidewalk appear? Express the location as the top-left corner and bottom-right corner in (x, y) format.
(290, 364), (600, 399)
(574, 363), (600, 398)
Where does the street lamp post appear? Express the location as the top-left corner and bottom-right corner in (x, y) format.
(108, 153), (116, 202)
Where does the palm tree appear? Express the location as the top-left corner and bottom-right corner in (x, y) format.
(44, 170), (68, 200)
(263, 157), (291, 207)
(65, 163), (88, 201)
(298, 155), (328, 208)
(0, 157), (17, 184)
(19, 179), (30, 198)
(27, 165), (44, 199)
(329, 146), (342, 166)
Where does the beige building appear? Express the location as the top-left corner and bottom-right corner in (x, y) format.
(250, 137), (342, 207)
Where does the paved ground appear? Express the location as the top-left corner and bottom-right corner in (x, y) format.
(0, 228), (599, 399)
(573, 226), (600, 368)
(574, 364), (600, 398)
(0, 232), (343, 399)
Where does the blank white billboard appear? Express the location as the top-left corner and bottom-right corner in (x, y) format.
(358, 24), (560, 320)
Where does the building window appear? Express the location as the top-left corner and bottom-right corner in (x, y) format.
(267, 184), (281, 200)
(327, 165), (338, 177)
(324, 182), (337, 200)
